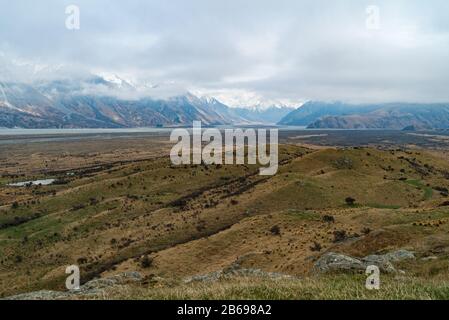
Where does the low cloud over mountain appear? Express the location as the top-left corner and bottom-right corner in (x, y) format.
(0, 76), (294, 128)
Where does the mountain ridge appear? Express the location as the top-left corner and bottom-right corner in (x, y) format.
(279, 101), (449, 130)
(0, 78), (292, 128)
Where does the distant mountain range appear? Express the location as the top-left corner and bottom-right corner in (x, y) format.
(278, 101), (449, 130)
(2, 77), (449, 130)
(0, 76), (294, 128)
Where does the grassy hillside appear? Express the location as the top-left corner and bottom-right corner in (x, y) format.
(2, 141), (449, 299)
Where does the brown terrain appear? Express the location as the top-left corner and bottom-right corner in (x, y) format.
(1, 130), (449, 299)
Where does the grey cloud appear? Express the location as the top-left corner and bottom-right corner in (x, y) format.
(1, 0), (449, 103)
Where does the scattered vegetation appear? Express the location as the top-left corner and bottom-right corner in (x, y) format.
(270, 225), (281, 236)
(140, 255), (153, 269)
(333, 230), (347, 243)
(345, 197), (356, 206)
(2, 140), (449, 300)
(310, 241), (322, 252)
(101, 275), (449, 300)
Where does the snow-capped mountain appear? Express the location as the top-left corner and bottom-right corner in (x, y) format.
(0, 76), (296, 128)
(97, 73), (136, 89)
(195, 90), (302, 110)
(232, 105), (296, 124)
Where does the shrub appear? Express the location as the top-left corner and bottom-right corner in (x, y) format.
(439, 201), (449, 207)
(270, 225), (281, 236)
(345, 197), (356, 206)
(333, 157), (354, 169)
(435, 186), (449, 193)
(333, 230), (347, 243)
(310, 241), (322, 252)
(362, 227), (372, 235)
(71, 204), (86, 211)
(140, 255), (153, 268)
(77, 257), (88, 264)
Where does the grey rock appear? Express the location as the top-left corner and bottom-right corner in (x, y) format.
(383, 249), (415, 262)
(4, 271), (143, 300)
(313, 252), (366, 273)
(80, 271), (143, 291)
(184, 268), (294, 283)
(362, 255), (396, 273)
(3, 290), (71, 300)
(184, 255), (295, 283)
(314, 249), (416, 274)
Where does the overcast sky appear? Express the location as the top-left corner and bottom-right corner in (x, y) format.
(1, 0), (449, 105)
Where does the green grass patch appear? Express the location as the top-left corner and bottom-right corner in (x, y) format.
(404, 179), (433, 201)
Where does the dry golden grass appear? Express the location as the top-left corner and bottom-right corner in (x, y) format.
(2, 138), (449, 299)
(98, 275), (449, 300)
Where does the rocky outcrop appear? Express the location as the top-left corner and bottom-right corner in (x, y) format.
(185, 254), (295, 283)
(313, 250), (415, 274)
(381, 249), (416, 262)
(313, 252), (367, 273)
(4, 271), (143, 300)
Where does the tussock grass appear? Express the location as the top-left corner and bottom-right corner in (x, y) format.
(3, 144), (449, 298)
(101, 275), (449, 300)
